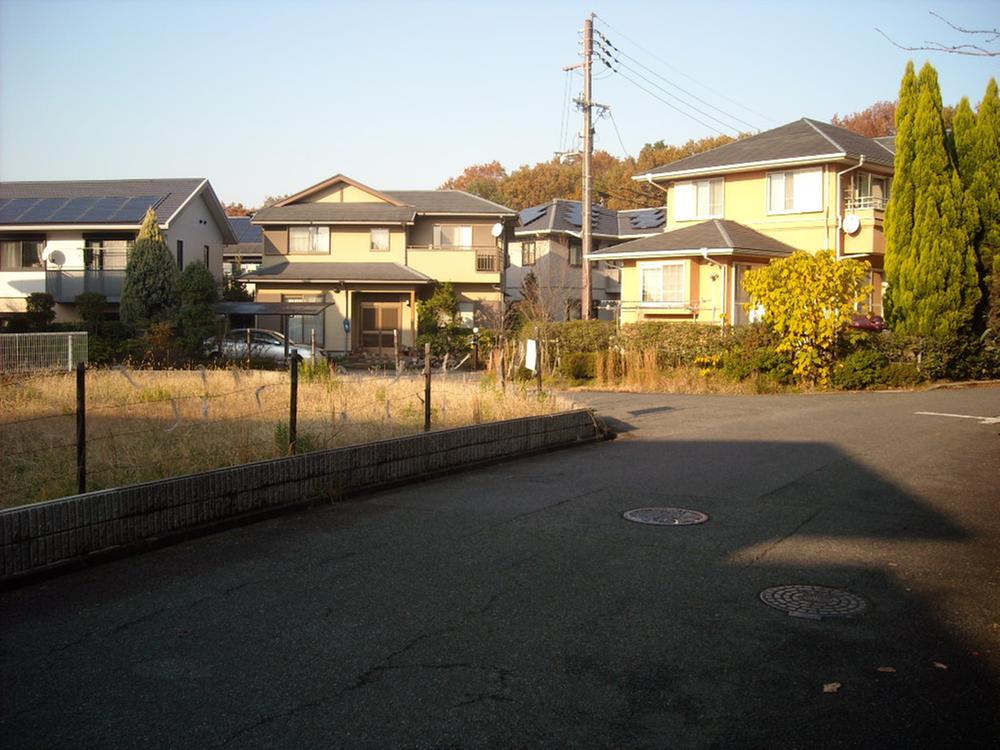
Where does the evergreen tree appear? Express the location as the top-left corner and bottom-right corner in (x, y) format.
(177, 261), (220, 354)
(884, 62), (979, 338)
(120, 208), (180, 329)
(954, 79), (1000, 333)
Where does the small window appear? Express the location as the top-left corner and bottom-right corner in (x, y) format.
(568, 240), (582, 267)
(0, 239), (44, 270)
(176, 239), (184, 269)
(433, 225), (472, 248)
(289, 226), (330, 254)
(203, 245), (210, 265)
(370, 227), (390, 252)
(641, 262), (685, 305)
(674, 178), (724, 220)
(521, 241), (536, 266)
(457, 302), (475, 327)
(767, 168), (822, 213)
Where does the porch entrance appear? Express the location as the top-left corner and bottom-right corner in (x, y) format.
(360, 301), (401, 354)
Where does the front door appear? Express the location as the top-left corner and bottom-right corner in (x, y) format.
(360, 301), (401, 354)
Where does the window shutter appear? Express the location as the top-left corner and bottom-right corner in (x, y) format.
(794, 169), (822, 212)
(675, 183), (694, 220)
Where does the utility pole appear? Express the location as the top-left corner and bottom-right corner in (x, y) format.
(580, 13), (594, 320)
(563, 13), (600, 320)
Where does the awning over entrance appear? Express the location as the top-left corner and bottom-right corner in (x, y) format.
(211, 301), (332, 316)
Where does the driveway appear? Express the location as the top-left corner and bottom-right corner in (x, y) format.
(2, 386), (999, 748)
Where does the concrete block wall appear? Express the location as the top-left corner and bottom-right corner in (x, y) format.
(1, 410), (601, 582)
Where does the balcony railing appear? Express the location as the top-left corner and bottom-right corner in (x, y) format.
(844, 195), (888, 210)
(46, 270), (126, 303)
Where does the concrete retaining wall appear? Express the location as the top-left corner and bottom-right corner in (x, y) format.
(1, 410), (602, 582)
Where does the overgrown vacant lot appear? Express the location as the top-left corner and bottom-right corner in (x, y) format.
(0, 367), (568, 509)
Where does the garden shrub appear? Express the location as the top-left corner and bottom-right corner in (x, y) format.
(534, 320), (616, 353)
(831, 348), (891, 390)
(559, 352), (596, 380)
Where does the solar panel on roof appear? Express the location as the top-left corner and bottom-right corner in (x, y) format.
(19, 197), (69, 222)
(519, 205), (548, 225)
(79, 196), (129, 222)
(562, 203), (582, 227)
(0, 198), (40, 223)
(629, 209), (665, 230)
(49, 197), (99, 222)
(112, 196), (163, 222)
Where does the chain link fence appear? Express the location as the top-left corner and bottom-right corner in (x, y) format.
(0, 332), (88, 374)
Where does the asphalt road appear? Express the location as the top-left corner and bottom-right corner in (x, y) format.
(2, 386), (999, 749)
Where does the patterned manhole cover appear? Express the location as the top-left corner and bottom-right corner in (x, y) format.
(759, 585), (868, 620)
(622, 507), (709, 526)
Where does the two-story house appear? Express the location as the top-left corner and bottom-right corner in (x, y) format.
(0, 178), (236, 321)
(509, 199), (665, 320)
(590, 119), (895, 325)
(244, 174), (516, 355)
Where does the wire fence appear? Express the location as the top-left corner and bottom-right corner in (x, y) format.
(0, 345), (564, 509)
(0, 332), (88, 374)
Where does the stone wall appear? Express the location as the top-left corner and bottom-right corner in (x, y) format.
(1, 410), (602, 582)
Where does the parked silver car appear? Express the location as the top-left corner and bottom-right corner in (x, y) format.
(205, 328), (316, 363)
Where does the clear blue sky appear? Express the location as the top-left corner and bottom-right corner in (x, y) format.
(1, 0), (996, 207)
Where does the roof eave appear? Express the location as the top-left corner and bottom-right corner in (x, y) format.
(633, 153), (849, 182)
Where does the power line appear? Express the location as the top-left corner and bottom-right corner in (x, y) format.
(593, 13), (777, 127)
(605, 109), (633, 160)
(595, 29), (760, 133)
(594, 38), (743, 136)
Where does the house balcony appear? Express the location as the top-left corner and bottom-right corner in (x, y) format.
(406, 245), (503, 284)
(841, 205), (886, 257)
(46, 269), (126, 303)
(844, 196), (888, 211)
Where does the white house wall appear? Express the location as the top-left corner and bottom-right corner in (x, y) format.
(165, 191), (226, 279)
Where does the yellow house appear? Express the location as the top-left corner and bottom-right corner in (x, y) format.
(244, 175), (516, 355)
(596, 118), (894, 324)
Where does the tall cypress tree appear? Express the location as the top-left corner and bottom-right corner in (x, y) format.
(955, 79), (1000, 333)
(883, 62), (918, 324)
(884, 62), (979, 338)
(119, 207), (181, 330)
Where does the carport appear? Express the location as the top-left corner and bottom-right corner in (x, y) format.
(211, 301), (334, 358)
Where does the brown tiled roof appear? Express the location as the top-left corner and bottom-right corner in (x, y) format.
(636, 119), (895, 179)
(253, 204), (417, 224)
(590, 220), (796, 258)
(243, 261), (432, 283)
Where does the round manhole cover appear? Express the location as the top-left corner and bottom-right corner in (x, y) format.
(759, 585), (868, 620)
(623, 507), (709, 526)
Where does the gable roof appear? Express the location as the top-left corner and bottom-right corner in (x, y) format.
(275, 174), (407, 207)
(590, 219), (796, 259)
(380, 190), (516, 216)
(241, 261), (432, 284)
(0, 178), (237, 243)
(515, 199), (664, 239)
(635, 119), (895, 181)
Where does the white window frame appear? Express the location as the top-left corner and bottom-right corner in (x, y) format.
(520, 241), (536, 266)
(674, 178), (724, 221)
(766, 167), (823, 215)
(432, 224), (473, 249)
(640, 260), (687, 307)
(0, 239), (44, 270)
(370, 227), (390, 252)
(288, 226), (330, 254)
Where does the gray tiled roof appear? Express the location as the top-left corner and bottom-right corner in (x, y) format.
(0, 178), (207, 224)
(637, 119), (895, 179)
(381, 190), (516, 215)
(873, 136), (896, 155)
(253, 203), (418, 224)
(516, 199), (664, 239)
(590, 220), (796, 257)
(243, 261), (432, 283)
(228, 216), (262, 244)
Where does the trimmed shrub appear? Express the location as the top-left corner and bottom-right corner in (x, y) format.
(559, 352), (596, 380)
(831, 349), (891, 390)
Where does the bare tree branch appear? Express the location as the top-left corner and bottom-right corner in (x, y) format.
(875, 11), (1000, 57)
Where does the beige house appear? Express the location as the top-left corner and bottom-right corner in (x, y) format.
(509, 200), (664, 320)
(245, 175), (516, 355)
(595, 119), (894, 325)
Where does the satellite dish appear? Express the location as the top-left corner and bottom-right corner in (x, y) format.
(490, 222), (504, 238)
(843, 214), (861, 235)
(46, 250), (66, 266)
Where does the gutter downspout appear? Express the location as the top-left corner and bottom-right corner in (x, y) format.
(836, 156), (865, 259)
(701, 248), (727, 326)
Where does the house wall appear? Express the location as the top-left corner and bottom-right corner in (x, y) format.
(309, 184), (391, 203)
(407, 218), (501, 286)
(165, 192), (227, 279)
(261, 226), (408, 266)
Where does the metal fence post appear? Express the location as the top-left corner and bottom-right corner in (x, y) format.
(76, 362), (86, 494)
(424, 342), (432, 432)
(67, 336), (73, 372)
(289, 352), (300, 454)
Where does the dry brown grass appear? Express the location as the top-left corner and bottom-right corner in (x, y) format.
(0, 367), (570, 508)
